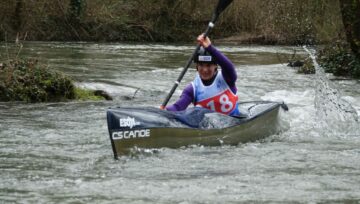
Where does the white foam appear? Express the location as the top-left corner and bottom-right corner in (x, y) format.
(261, 89), (314, 106)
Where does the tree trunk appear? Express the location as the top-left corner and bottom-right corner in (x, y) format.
(68, 0), (86, 23)
(13, 0), (23, 32)
(339, 0), (360, 59)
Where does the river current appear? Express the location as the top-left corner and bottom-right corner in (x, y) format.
(1, 42), (360, 203)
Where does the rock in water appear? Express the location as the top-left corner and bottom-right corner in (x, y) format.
(93, 90), (113, 100)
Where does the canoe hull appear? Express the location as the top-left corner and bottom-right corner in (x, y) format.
(107, 101), (284, 158)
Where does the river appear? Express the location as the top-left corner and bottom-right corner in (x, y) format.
(1, 42), (360, 203)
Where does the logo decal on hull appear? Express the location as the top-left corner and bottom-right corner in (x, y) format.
(112, 129), (150, 140)
(119, 117), (140, 129)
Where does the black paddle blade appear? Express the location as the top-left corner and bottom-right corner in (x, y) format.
(212, 0), (233, 23)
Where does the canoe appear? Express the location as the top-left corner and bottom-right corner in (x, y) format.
(107, 101), (288, 158)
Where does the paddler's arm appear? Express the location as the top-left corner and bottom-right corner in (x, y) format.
(197, 34), (237, 88)
(165, 84), (193, 111)
(206, 45), (237, 88)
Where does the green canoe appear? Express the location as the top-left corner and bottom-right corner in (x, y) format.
(107, 101), (288, 158)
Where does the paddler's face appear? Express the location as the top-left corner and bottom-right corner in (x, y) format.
(197, 63), (217, 80)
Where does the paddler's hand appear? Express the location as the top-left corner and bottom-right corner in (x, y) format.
(197, 34), (211, 48)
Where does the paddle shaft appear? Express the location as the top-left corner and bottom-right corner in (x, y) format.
(161, 0), (234, 108)
(160, 24), (213, 109)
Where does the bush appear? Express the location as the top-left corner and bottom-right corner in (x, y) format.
(318, 41), (360, 78)
(0, 58), (76, 102)
(298, 58), (315, 74)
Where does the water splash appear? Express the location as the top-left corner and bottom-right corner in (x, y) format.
(303, 46), (359, 129)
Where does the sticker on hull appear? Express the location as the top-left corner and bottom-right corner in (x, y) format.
(112, 129), (150, 140)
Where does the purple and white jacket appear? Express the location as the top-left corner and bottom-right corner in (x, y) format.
(166, 45), (238, 113)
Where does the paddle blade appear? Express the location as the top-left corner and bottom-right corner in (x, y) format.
(212, 0), (233, 22)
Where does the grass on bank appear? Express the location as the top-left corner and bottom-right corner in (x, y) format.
(74, 88), (104, 101)
(0, 58), (107, 102)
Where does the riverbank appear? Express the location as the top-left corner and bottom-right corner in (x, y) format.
(0, 58), (111, 102)
(1, 0), (343, 45)
(216, 33), (290, 45)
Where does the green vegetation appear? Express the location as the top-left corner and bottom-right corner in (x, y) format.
(318, 41), (360, 78)
(298, 58), (315, 75)
(0, 58), (107, 102)
(0, 0), (343, 44)
(74, 88), (104, 101)
(311, 0), (360, 79)
(1, 0), (359, 79)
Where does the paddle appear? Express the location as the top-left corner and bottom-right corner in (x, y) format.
(160, 0), (233, 109)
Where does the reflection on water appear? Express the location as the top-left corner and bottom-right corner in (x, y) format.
(1, 42), (360, 203)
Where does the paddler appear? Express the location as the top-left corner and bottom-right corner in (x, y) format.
(166, 34), (240, 116)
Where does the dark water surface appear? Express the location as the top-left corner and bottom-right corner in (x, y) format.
(1, 42), (360, 203)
